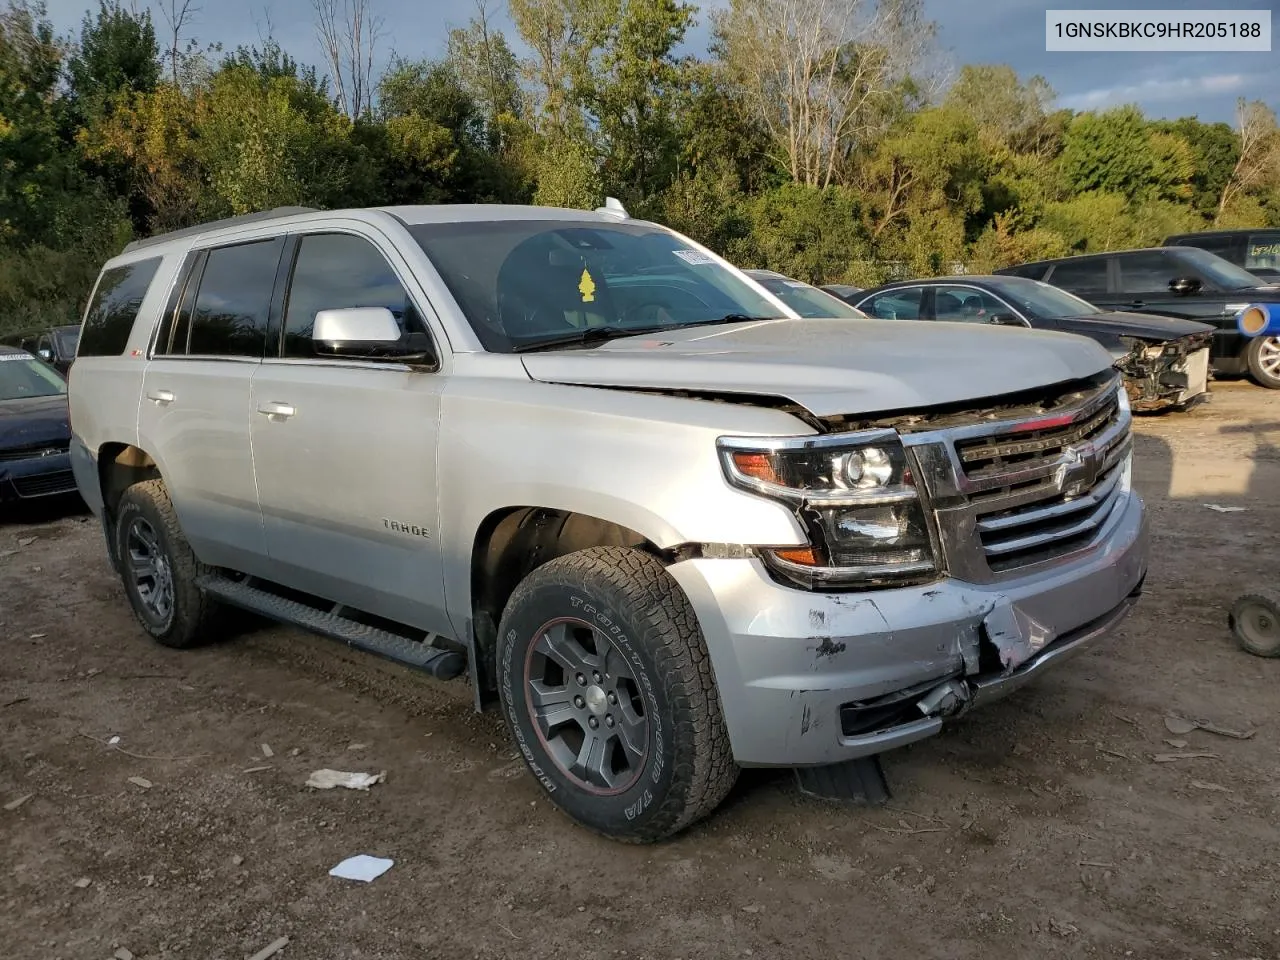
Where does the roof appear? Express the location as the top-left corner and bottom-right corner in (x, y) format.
(1004, 246), (1197, 268)
(1168, 228), (1279, 239)
(869, 275), (1007, 288)
(119, 203), (640, 255)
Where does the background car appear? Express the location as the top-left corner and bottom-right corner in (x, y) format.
(821, 283), (864, 303)
(742, 269), (865, 318)
(1164, 229), (1280, 283)
(995, 246), (1280, 388)
(853, 275), (1215, 410)
(0, 346), (78, 502)
(2, 323), (81, 375)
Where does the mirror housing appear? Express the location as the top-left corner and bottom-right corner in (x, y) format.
(37, 347), (53, 361)
(987, 313), (1023, 327)
(1169, 276), (1201, 296)
(312, 307), (434, 364)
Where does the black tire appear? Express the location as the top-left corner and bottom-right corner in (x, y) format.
(1245, 336), (1280, 389)
(114, 479), (220, 649)
(496, 546), (738, 842)
(1229, 590), (1280, 658)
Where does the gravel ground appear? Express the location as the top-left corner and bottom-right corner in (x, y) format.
(1, 381), (1278, 960)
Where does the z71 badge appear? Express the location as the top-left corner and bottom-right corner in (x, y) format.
(383, 519), (431, 539)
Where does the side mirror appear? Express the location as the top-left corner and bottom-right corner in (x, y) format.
(312, 307), (434, 364)
(37, 347), (53, 361)
(1169, 276), (1201, 296)
(987, 313), (1023, 327)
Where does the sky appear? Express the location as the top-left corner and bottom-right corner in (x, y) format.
(40, 0), (1280, 124)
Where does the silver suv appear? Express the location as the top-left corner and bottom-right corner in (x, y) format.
(69, 202), (1148, 841)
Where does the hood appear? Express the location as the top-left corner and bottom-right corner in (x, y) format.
(0, 394), (72, 449)
(519, 318), (1112, 418)
(1057, 311), (1215, 340)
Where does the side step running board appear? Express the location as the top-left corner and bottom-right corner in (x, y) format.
(196, 575), (467, 681)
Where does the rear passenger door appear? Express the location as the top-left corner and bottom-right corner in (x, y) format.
(1044, 257), (1113, 308)
(248, 230), (451, 636)
(138, 236), (287, 572)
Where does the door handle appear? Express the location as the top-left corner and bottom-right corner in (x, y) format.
(257, 401), (296, 420)
(146, 389), (175, 405)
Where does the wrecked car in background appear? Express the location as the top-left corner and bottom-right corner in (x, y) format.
(70, 200), (1147, 843)
(0, 346), (78, 502)
(854, 275), (1214, 411)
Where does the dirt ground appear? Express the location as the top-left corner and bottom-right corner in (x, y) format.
(2, 382), (1279, 960)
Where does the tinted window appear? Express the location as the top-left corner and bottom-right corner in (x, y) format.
(1117, 252), (1181, 294)
(999, 263), (1047, 280)
(79, 257), (162, 356)
(931, 286), (1012, 322)
(1247, 233), (1280, 271)
(860, 288), (923, 319)
(409, 220), (778, 353)
(1046, 259), (1108, 292)
(283, 234), (420, 358)
(747, 273), (863, 319)
(1170, 245), (1261, 290)
(188, 239), (284, 357)
(1174, 235), (1238, 260)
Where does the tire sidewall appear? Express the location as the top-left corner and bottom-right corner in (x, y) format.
(498, 579), (679, 836)
(115, 494), (177, 638)
(1247, 337), (1280, 388)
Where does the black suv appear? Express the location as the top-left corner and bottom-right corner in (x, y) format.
(1164, 229), (1280, 283)
(996, 247), (1280, 387)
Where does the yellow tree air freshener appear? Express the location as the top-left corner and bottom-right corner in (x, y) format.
(579, 268), (596, 303)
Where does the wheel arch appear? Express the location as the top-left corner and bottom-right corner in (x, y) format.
(97, 442), (162, 565)
(467, 506), (682, 704)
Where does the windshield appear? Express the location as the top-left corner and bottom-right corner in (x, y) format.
(747, 273), (863, 319)
(1173, 246), (1264, 290)
(408, 219), (779, 352)
(0, 353), (67, 401)
(988, 276), (1104, 318)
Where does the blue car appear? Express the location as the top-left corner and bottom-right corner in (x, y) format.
(0, 346), (78, 502)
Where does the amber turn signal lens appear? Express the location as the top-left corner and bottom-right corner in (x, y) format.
(732, 451), (778, 484)
(771, 546), (819, 566)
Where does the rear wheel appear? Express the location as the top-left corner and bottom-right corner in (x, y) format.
(115, 479), (220, 649)
(1245, 336), (1280, 389)
(496, 546), (738, 842)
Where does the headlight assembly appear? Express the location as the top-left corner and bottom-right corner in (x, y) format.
(717, 429), (938, 588)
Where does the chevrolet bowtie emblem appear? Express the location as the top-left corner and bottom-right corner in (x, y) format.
(1056, 441), (1100, 497)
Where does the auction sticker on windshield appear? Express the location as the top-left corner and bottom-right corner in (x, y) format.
(673, 249), (716, 265)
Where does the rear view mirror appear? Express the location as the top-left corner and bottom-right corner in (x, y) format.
(312, 307), (434, 364)
(1169, 276), (1201, 296)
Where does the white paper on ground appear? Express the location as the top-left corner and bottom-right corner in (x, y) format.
(329, 855), (393, 883)
(305, 769), (384, 790)
(1203, 503), (1246, 513)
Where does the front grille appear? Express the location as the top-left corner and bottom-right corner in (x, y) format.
(12, 469), (77, 498)
(0, 439), (69, 463)
(904, 375), (1133, 581)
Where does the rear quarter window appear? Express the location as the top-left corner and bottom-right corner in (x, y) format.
(79, 257), (162, 356)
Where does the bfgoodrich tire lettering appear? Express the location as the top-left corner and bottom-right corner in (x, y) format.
(115, 479), (220, 649)
(496, 546), (738, 842)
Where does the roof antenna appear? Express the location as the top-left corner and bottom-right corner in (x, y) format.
(595, 197), (629, 219)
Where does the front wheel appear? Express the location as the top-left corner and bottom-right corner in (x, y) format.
(1229, 590), (1280, 658)
(496, 546), (738, 842)
(1245, 336), (1280, 389)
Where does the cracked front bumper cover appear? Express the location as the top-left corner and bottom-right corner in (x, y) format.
(667, 489), (1148, 767)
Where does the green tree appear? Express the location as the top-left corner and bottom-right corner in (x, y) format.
(66, 1), (160, 116)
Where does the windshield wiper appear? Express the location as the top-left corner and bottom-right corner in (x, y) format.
(511, 315), (779, 354)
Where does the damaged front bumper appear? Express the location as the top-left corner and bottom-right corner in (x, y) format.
(667, 489), (1148, 768)
(1117, 335), (1212, 411)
